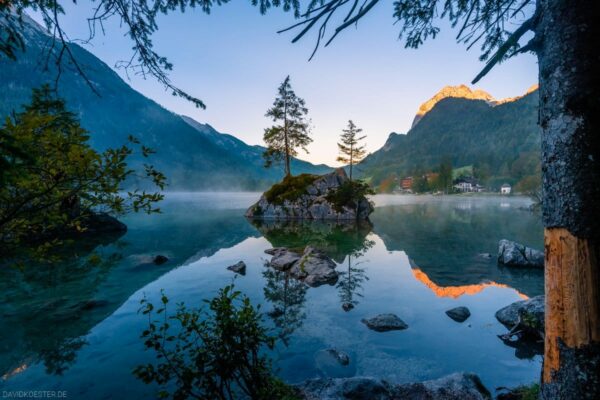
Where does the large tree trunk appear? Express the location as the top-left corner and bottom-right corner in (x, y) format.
(537, 0), (600, 398)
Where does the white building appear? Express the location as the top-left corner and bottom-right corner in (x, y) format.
(454, 181), (473, 192)
(501, 183), (512, 195)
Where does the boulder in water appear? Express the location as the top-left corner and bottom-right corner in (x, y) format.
(446, 306), (471, 323)
(495, 295), (544, 338)
(361, 313), (408, 332)
(296, 372), (491, 400)
(498, 239), (544, 268)
(227, 261), (246, 275)
(269, 250), (302, 271)
(290, 247), (338, 287)
(266, 246), (339, 287)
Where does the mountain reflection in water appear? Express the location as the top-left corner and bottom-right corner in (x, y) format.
(371, 198), (544, 298)
(0, 194), (544, 396)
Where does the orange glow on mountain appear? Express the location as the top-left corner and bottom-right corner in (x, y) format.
(493, 84), (539, 105)
(412, 85), (494, 127)
(411, 268), (529, 299)
(412, 84), (539, 127)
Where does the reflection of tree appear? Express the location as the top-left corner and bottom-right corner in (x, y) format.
(0, 231), (124, 378)
(262, 268), (307, 346)
(253, 219), (376, 313)
(337, 256), (366, 311)
(336, 239), (374, 312)
(41, 337), (88, 375)
(250, 219), (373, 263)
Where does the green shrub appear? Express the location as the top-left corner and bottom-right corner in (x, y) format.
(134, 285), (300, 400)
(502, 383), (540, 400)
(0, 86), (164, 261)
(326, 180), (374, 212)
(520, 383), (540, 400)
(264, 174), (319, 204)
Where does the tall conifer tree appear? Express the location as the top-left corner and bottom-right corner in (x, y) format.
(336, 120), (366, 180)
(263, 76), (311, 177)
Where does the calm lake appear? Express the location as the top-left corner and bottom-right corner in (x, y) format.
(0, 193), (544, 398)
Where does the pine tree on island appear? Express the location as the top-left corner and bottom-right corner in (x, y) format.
(262, 76), (312, 178)
(336, 120), (367, 181)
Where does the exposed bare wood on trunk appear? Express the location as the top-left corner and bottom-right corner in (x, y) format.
(538, 0), (600, 397)
(544, 228), (600, 382)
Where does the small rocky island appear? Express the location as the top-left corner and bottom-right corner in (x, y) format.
(246, 169), (373, 220)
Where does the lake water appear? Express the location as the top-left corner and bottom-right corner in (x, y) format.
(0, 193), (544, 399)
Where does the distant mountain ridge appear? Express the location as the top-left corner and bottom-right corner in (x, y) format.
(0, 15), (331, 190)
(411, 84), (539, 127)
(360, 85), (541, 190)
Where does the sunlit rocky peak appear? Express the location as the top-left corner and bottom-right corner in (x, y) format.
(411, 84), (539, 128)
(493, 84), (539, 105)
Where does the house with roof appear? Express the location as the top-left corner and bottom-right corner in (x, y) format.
(400, 177), (413, 191)
(453, 176), (478, 192)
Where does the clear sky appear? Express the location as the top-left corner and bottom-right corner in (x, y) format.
(48, 1), (538, 166)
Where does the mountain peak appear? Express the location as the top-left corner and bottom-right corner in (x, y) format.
(411, 84), (539, 128)
(412, 85), (495, 127)
(493, 84), (539, 106)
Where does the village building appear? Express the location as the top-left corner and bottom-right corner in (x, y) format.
(453, 176), (480, 192)
(400, 177), (413, 190)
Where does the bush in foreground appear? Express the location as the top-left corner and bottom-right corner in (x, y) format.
(134, 285), (300, 400)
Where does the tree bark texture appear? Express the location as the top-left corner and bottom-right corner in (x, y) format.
(537, 0), (600, 398)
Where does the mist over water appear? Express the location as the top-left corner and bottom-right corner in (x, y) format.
(0, 193), (543, 398)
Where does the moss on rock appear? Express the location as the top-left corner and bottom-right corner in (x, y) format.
(264, 174), (319, 205)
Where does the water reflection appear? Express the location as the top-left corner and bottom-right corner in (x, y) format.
(254, 219), (376, 335)
(249, 219), (373, 263)
(336, 234), (374, 311)
(0, 195), (545, 395)
(0, 203), (259, 378)
(0, 232), (123, 378)
(410, 260), (529, 299)
(371, 202), (544, 297)
(263, 269), (308, 345)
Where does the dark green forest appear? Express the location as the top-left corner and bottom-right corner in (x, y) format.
(0, 16), (330, 191)
(360, 91), (540, 191)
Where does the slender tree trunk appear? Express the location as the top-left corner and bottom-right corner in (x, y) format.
(537, 1), (600, 398)
(283, 100), (291, 177)
(350, 143), (353, 181)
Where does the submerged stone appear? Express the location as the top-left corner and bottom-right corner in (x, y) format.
(324, 349), (350, 366)
(153, 255), (169, 265)
(314, 349), (353, 379)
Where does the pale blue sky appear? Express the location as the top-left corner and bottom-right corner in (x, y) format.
(45, 1), (538, 166)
